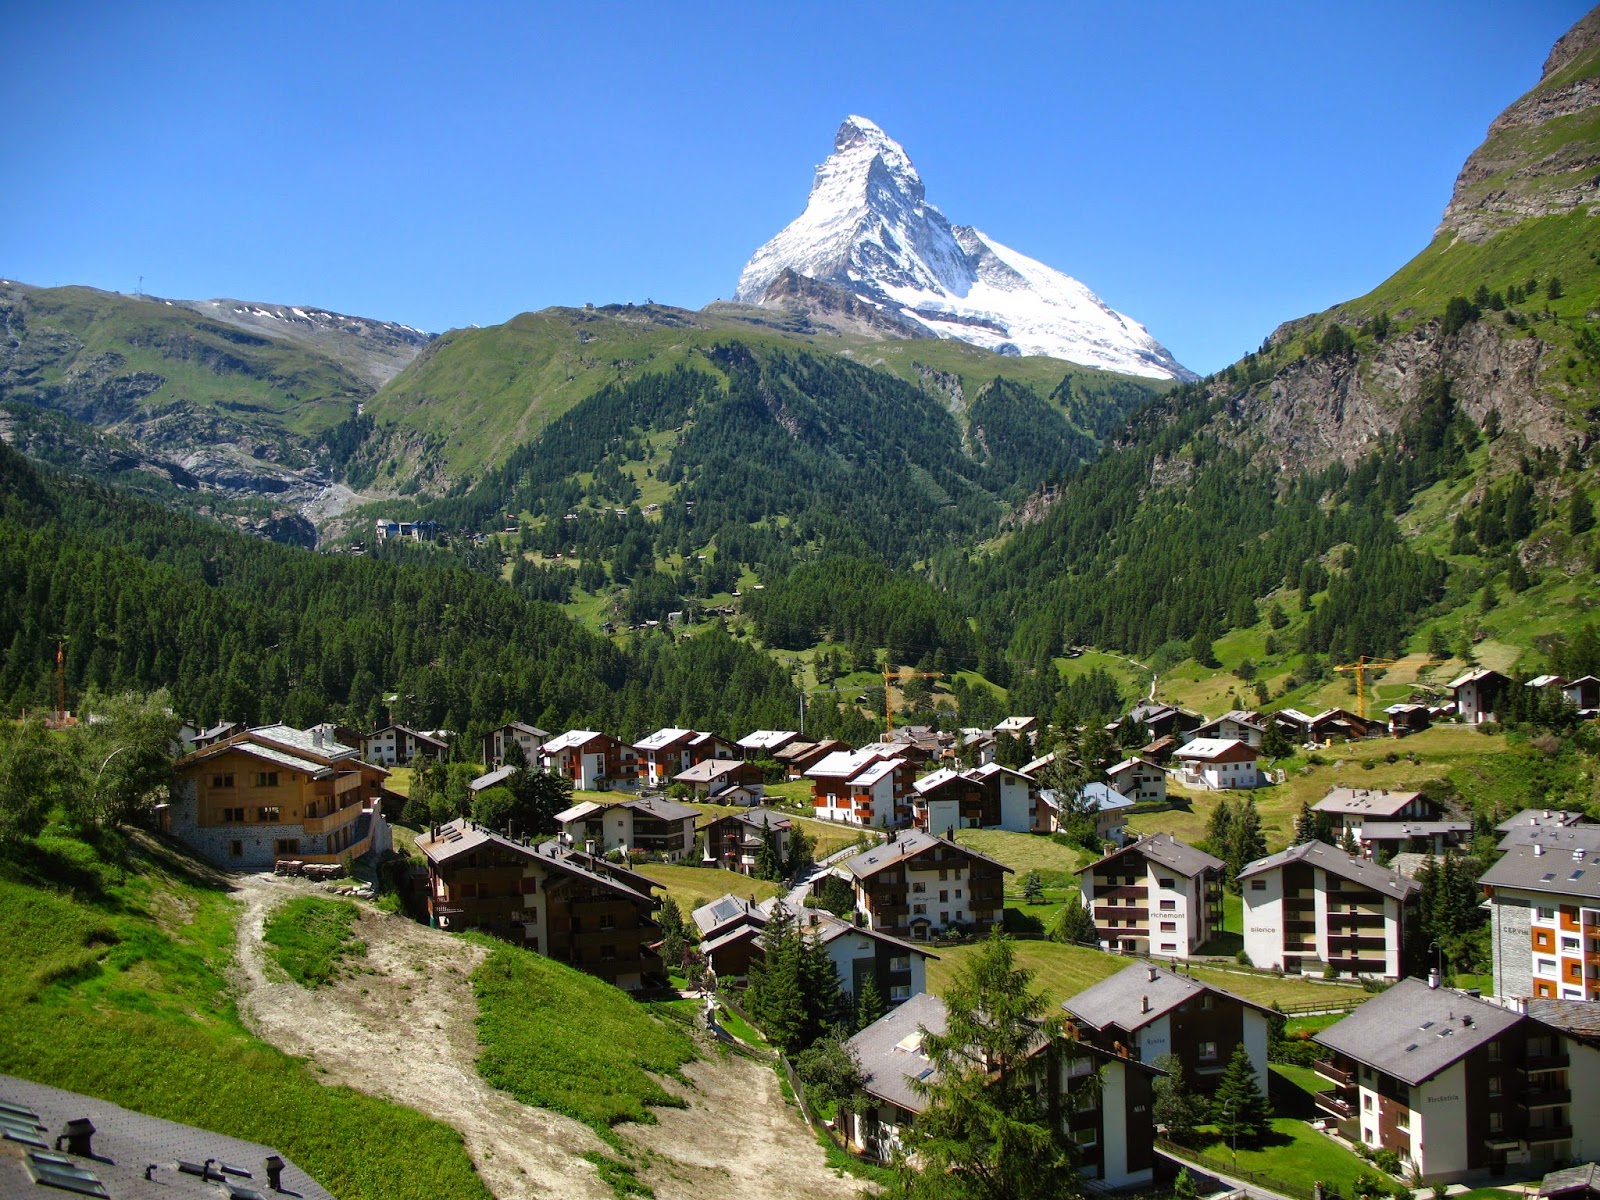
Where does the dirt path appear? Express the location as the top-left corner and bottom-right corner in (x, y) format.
(231, 874), (612, 1200)
(229, 874), (863, 1200)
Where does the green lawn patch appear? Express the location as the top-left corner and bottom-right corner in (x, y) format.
(1193, 1112), (1370, 1196)
(954, 828), (1085, 888)
(636, 863), (785, 922)
(469, 939), (695, 1145)
(0, 828), (490, 1200)
(263, 896), (368, 987)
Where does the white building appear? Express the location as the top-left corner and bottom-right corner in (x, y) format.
(553, 795), (699, 862)
(805, 748), (913, 828)
(1238, 840), (1418, 980)
(1079, 833), (1224, 958)
(1106, 756), (1166, 804)
(1448, 668), (1509, 724)
(1172, 737), (1261, 790)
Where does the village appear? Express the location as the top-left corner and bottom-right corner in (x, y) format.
(3, 666), (1580, 1199)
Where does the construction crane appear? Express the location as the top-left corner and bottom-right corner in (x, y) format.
(882, 666), (945, 732)
(1333, 655), (1403, 721)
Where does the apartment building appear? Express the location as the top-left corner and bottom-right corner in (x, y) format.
(554, 795), (700, 862)
(415, 818), (663, 990)
(1106, 755), (1167, 804)
(633, 727), (736, 788)
(1312, 787), (1440, 843)
(1481, 836), (1600, 1001)
(539, 729), (633, 791)
(1172, 738), (1261, 790)
(845, 830), (1008, 939)
(1063, 961), (1271, 1096)
(701, 809), (792, 875)
(481, 721), (549, 766)
(1313, 978), (1600, 1179)
(910, 762), (1032, 835)
(806, 747), (915, 828)
(364, 723), (449, 766)
(845, 992), (1162, 1188)
(168, 724), (390, 868)
(1079, 833), (1224, 958)
(1238, 840), (1419, 980)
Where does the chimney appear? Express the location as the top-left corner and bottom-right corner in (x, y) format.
(1147, 964), (1158, 982)
(1578, 848), (1587, 863)
(1428, 968), (1440, 990)
(1140, 994), (1150, 1014)
(56, 1118), (94, 1158)
(585, 838), (596, 856)
(265, 1156), (285, 1192)
(1536, 843), (1545, 857)
(1545, 810), (1552, 819)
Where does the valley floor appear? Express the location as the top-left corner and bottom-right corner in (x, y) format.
(230, 873), (857, 1200)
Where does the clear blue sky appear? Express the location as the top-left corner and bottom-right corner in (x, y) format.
(1, 1), (1590, 375)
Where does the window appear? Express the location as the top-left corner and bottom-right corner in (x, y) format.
(1072, 1126), (1098, 1147)
(221, 807), (245, 823)
(257, 806), (281, 823)
(1487, 1040), (1501, 1062)
(255, 771), (279, 787)
(598, 915), (615, 932)
(1538, 957), (1558, 974)
(912, 882), (926, 894)
(229, 840), (243, 857)
(1488, 1076), (1501, 1097)
(955, 889), (962, 899)
(1159, 877), (1175, 889)
(1364, 1094), (1374, 1112)
(890, 955), (910, 972)
(1159, 899), (1176, 911)
(1198, 1041), (1218, 1062)
(600, 945), (617, 961)
(1250, 879), (1266, 891)
(913, 903), (926, 915)
(1538, 906), (1557, 921)
(1160, 942), (1177, 952)
(939, 890), (948, 903)
(1200, 994), (1215, 1011)
(1160, 921), (1177, 932)
(1365, 1129), (1376, 1145)
(1563, 936), (1581, 952)
(211, 773), (235, 789)
(273, 838), (299, 855)
(940, 912), (949, 924)
(890, 984), (911, 1001)
(939, 869), (948, 881)
(1488, 1111), (1503, 1134)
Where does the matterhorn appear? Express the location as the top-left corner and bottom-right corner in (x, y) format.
(735, 116), (1193, 380)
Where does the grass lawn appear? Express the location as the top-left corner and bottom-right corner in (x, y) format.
(928, 940), (1370, 1012)
(0, 828), (492, 1200)
(637, 862), (785, 920)
(954, 828), (1088, 888)
(1284, 1011), (1346, 1036)
(386, 766), (415, 797)
(469, 938), (695, 1146)
(1192, 1115), (1371, 1195)
(262, 896), (368, 987)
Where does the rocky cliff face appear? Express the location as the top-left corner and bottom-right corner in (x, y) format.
(1436, 7), (1600, 243)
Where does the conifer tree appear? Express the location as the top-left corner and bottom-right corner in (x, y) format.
(1152, 1053), (1207, 1147)
(1292, 801), (1318, 846)
(855, 974), (886, 1030)
(1205, 797), (1235, 857)
(1226, 799), (1267, 889)
(1212, 1043), (1270, 1144)
(658, 896), (689, 973)
(1048, 892), (1099, 946)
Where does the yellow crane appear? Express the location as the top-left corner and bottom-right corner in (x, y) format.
(1333, 655), (1403, 721)
(882, 666), (945, 731)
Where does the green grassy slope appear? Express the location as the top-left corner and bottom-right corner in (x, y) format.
(0, 828), (490, 1200)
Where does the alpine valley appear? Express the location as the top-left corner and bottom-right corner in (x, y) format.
(2, 7), (1599, 736)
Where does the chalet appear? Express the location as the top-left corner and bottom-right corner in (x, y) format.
(774, 738), (846, 779)
(1071, 783), (1135, 847)
(1273, 707), (1371, 744)
(1566, 676), (1600, 714)
(1190, 710), (1268, 748)
(701, 809), (792, 875)
(1063, 961), (1271, 1096)
(415, 819), (663, 990)
(554, 795), (699, 862)
(910, 762), (1032, 835)
(1384, 702), (1433, 737)
(633, 727), (736, 788)
(539, 729), (632, 791)
(168, 724), (391, 869)
(1019, 750), (1058, 779)
(790, 906), (934, 1007)
(845, 830), (1009, 940)
(364, 723), (450, 766)
(884, 726), (947, 766)
(735, 729), (801, 759)
(1141, 734), (1178, 765)
(1106, 755), (1166, 805)
(1312, 787), (1438, 843)
(1112, 702), (1201, 743)
(467, 765), (516, 797)
(956, 727), (997, 766)
(1480, 837), (1600, 1001)
(0, 1073), (334, 1200)
(1497, 810), (1595, 848)
(993, 714), (1039, 742)
(806, 748), (914, 828)
(1238, 840), (1419, 980)
(844, 992), (1161, 1188)
(1172, 737), (1261, 790)
(1079, 834), (1223, 958)
(481, 721), (549, 767)
(1356, 819), (1471, 858)
(672, 757), (765, 799)
(1448, 668), (1510, 724)
(1312, 978), (1600, 1179)
(190, 719), (244, 749)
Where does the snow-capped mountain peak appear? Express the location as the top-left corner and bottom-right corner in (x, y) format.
(735, 117), (1193, 381)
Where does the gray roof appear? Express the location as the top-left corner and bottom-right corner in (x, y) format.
(714, 808), (792, 832)
(1312, 787), (1425, 817)
(1526, 999), (1600, 1047)
(1085, 833), (1222, 880)
(1541, 1164), (1600, 1197)
(253, 722), (361, 760)
(1237, 840), (1419, 898)
(1312, 979), (1524, 1085)
(468, 765), (517, 792)
(1063, 961), (1269, 1033)
(1480, 843), (1600, 902)
(844, 830), (1011, 881)
(1358, 821), (1472, 841)
(1496, 809), (1589, 833)
(0, 1073), (334, 1199)
(847, 992), (948, 1113)
(626, 795), (699, 822)
(692, 893), (766, 937)
(416, 819), (658, 905)
(1497, 822), (1600, 853)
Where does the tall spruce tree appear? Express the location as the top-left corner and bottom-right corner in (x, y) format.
(1212, 1043), (1270, 1145)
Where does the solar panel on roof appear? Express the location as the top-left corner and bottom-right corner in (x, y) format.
(24, 1152), (109, 1198)
(0, 1101), (41, 1121)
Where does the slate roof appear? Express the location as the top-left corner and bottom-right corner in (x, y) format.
(1446, 668), (1507, 689)
(1357, 821), (1471, 842)
(635, 727), (695, 751)
(468, 765), (517, 792)
(1497, 823), (1600, 853)
(1480, 843), (1600, 902)
(0, 1073), (334, 1200)
(253, 722), (361, 760)
(1063, 961), (1271, 1033)
(1525, 999), (1600, 1047)
(1106, 756), (1159, 777)
(736, 730), (798, 751)
(1496, 809), (1590, 833)
(1312, 788), (1424, 818)
(692, 893), (766, 937)
(807, 749), (889, 779)
(1173, 737), (1255, 762)
(1086, 832), (1221, 879)
(415, 819), (659, 904)
(627, 796), (699, 822)
(844, 830), (1011, 881)
(540, 729), (610, 754)
(673, 758), (749, 784)
(912, 767), (964, 795)
(1312, 978), (1524, 1085)
(1078, 783), (1135, 813)
(1237, 839), (1419, 898)
(847, 991), (948, 1114)
(1540, 1163), (1600, 1197)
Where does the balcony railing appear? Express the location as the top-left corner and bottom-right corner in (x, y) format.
(1314, 1060), (1352, 1087)
(1095, 905), (1146, 920)
(1315, 1092), (1352, 1119)
(1527, 1125), (1574, 1143)
(1523, 1051), (1571, 1071)
(1521, 1087), (1572, 1108)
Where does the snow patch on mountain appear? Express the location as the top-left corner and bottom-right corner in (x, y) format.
(736, 116), (1193, 381)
